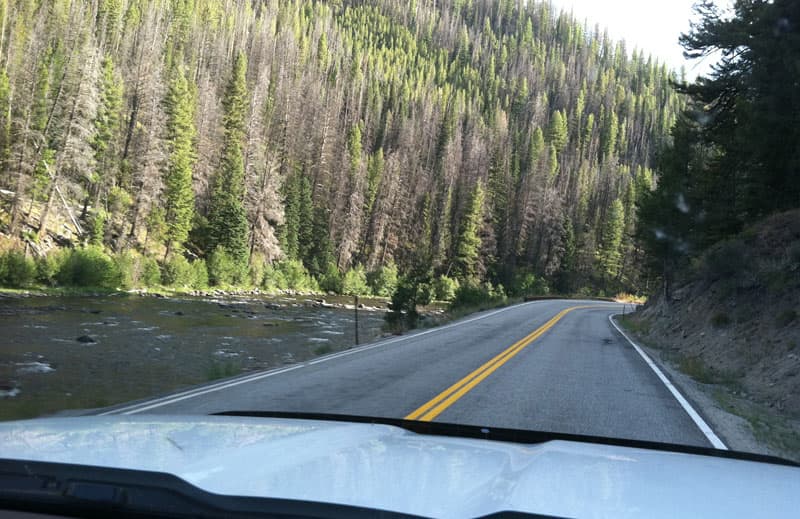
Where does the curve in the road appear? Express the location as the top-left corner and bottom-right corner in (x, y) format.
(406, 305), (602, 421)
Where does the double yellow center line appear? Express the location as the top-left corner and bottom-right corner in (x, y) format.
(405, 305), (594, 422)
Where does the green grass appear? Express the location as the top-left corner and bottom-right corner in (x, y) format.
(616, 314), (651, 335)
(713, 389), (800, 461)
(678, 356), (716, 384)
(204, 361), (241, 381)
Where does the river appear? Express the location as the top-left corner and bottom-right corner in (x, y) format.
(0, 294), (388, 421)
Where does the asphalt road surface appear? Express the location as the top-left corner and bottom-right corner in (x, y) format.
(100, 300), (713, 447)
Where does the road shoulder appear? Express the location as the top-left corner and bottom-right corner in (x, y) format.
(613, 315), (800, 462)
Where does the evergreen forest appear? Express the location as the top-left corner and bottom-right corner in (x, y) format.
(0, 0), (684, 301)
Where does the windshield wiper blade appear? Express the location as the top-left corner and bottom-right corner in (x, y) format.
(0, 459), (423, 519)
(213, 410), (800, 468)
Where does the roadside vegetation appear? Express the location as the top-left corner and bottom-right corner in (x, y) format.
(617, 0), (800, 459)
(0, 245), (402, 298)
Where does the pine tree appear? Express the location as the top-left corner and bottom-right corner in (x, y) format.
(208, 52), (250, 265)
(527, 127), (544, 177)
(547, 144), (558, 180)
(600, 110), (618, 161)
(297, 173), (314, 264)
(549, 109), (568, 152)
(163, 62), (196, 257)
(454, 181), (485, 280)
(317, 32), (329, 71)
(596, 199), (625, 286)
(91, 56), (123, 208)
(307, 206), (335, 278)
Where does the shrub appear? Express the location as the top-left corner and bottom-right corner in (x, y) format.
(342, 264), (371, 296)
(317, 261), (343, 294)
(114, 251), (162, 289)
(452, 279), (507, 309)
(161, 255), (195, 287)
(367, 263), (398, 297)
(35, 250), (68, 286)
(115, 251), (139, 289)
(261, 263), (283, 292)
(141, 256), (162, 286)
(263, 259), (318, 292)
(57, 246), (120, 288)
(248, 253), (267, 287)
(207, 247), (247, 286)
(190, 259), (209, 288)
(283, 260), (319, 292)
(389, 277), (433, 315)
(89, 210), (107, 246)
(509, 271), (549, 297)
(432, 275), (459, 301)
(0, 250), (36, 288)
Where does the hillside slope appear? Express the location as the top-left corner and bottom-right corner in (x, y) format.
(0, 0), (679, 294)
(626, 210), (800, 452)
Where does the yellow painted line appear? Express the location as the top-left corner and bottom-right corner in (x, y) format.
(405, 305), (596, 422)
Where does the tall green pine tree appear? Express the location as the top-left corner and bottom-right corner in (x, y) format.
(208, 52), (250, 265)
(597, 199), (625, 287)
(455, 181), (485, 280)
(163, 62), (196, 257)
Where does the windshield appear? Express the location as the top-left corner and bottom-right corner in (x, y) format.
(0, 0), (797, 469)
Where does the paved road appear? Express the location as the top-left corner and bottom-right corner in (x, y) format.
(101, 300), (712, 447)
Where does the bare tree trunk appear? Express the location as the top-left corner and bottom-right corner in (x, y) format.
(9, 111), (33, 233)
(37, 82), (80, 239)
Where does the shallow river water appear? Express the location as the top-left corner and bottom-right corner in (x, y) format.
(0, 294), (387, 420)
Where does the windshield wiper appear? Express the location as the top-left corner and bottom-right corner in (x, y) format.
(213, 410), (800, 468)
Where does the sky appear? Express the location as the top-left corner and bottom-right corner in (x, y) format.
(549, 0), (731, 79)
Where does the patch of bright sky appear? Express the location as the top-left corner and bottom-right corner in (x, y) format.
(548, 0), (733, 80)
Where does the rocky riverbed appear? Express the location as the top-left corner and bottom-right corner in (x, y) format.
(0, 293), (388, 420)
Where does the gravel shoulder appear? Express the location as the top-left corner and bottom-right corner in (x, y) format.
(616, 315), (800, 463)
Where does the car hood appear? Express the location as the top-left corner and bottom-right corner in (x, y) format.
(0, 415), (796, 518)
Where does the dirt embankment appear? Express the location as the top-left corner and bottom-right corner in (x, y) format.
(625, 209), (800, 456)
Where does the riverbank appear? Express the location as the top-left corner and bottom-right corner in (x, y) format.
(1, 286), (392, 312)
(0, 293), (388, 421)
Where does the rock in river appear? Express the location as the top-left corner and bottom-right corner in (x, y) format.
(76, 335), (96, 344)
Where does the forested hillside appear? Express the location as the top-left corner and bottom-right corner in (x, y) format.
(638, 0), (799, 299)
(0, 0), (680, 297)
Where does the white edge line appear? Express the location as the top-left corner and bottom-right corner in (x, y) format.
(608, 314), (728, 450)
(104, 299), (606, 415)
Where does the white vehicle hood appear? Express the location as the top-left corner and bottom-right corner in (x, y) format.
(0, 415), (797, 518)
